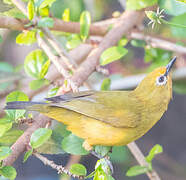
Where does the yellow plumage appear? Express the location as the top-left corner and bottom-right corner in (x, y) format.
(5, 58), (176, 151)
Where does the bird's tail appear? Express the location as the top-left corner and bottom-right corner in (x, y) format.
(5, 101), (47, 112)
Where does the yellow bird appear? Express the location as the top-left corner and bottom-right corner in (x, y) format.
(5, 57), (176, 151)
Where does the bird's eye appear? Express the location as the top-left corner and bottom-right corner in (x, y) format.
(156, 75), (167, 86)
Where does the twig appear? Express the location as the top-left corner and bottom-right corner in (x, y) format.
(130, 32), (186, 54)
(128, 142), (161, 180)
(33, 152), (84, 180)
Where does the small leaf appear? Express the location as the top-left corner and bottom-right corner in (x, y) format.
(0, 166), (17, 180)
(94, 146), (111, 157)
(95, 159), (110, 174)
(126, 0), (158, 10)
(80, 11), (91, 41)
(0, 129), (23, 145)
(23, 149), (33, 163)
(6, 91), (29, 120)
(101, 78), (111, 91)
(24, 49), (49, 79)
(126, 165), (149, 177)
(85, 171), (96, 179)
(0, 123), (12, 137)
(146, 144), (163, 163)
(27, 0), (35, 20)
(0, 130), (23, 146)
(70, 164), (87, 176)
(38, 17), (54, 28)
(39, 0), (56, 8)
(62, 8), (70, 21)
(47, 87), (59, 97)
(29, 79), (49, 90)
(0, 146), (12, 161)
(30, 128), (52, 149)
(66, 34), (81, 50)
(39, 6), (49, 17)
(100, 46), (128, 66)
(131, 39), (146, 47)
(118, 37), (128, 46)
(62, 134), (89, 155)
(16, 31), (36, 45)
(176, 0), (186, 3)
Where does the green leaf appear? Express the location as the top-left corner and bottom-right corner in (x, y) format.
(29, 79), (49, 90)
(94, 146), (111, 157)
(0, 146), (12, 161)
(146, 144), (163, 163)
(118, 37), (128, 47)
(66, 34), (81, 50)
(126, 0), (157, 10)
(85, 171), (96, 179)
(23, 149), (33, 163)
(70, 164), (87, 176)
(62, 8), (70, 21)
(0, 123), (12, 137)
(0, 130), (23, 146)
(27, 0), (35, 20)
(126, 165), (149, 177)
(47, 87), (59, 97)
(24, 49), (49, 79)
(62, 134), (89, 155)
(6, 91), (29, 120)
(39, 6), (49, 17)
(38, 17), (54, 28)
(30, 128), (52, 149)
(0, 166), (16, 180)
(39, 0), (56, 8)
(170, 13), (186, 38)
(95, 159), (110, 174)
(16, 31), (36, 45)
(100, 46), (128, 66)
(80, 11), (91, 41)
(110, 146), (129, 163)
(101, 78), (111, 91)
(2, 7), (26, 19)
(173, 79), (186, 94)
(131, 39), (146, 47)
(159, 0), (186, 16)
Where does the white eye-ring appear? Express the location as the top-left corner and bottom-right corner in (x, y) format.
(156, 75), (167, 86)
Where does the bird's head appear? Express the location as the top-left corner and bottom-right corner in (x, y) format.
(134, 57), (176, 101)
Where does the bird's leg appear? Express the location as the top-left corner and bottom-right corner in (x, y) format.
(90, 150), (114, 174)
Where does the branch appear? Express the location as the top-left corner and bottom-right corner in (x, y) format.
(33, 152), (84, 180)
(128, 142), (161, 180)
(60, 10), (144, 91)
(130, 31), (186, 54)
(3, 115), (50, 166)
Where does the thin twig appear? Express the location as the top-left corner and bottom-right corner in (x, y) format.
(128, 142), (161, 180)
(33, 152), (84, 180)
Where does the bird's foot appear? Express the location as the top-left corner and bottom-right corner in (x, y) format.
(90, 150), (114, 174)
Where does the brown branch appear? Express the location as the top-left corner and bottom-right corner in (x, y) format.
(3, 115), (50, 166)
(60, 10), (144, 91)
(33, 152), (84, 179)
(130, 31), (186, 54)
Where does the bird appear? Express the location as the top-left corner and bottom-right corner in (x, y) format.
(5, 57), (176, 152)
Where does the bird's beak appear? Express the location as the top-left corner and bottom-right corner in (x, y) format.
(164, 56), (177, 76)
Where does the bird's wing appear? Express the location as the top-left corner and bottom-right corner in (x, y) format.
(46, 91), (141, 128)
